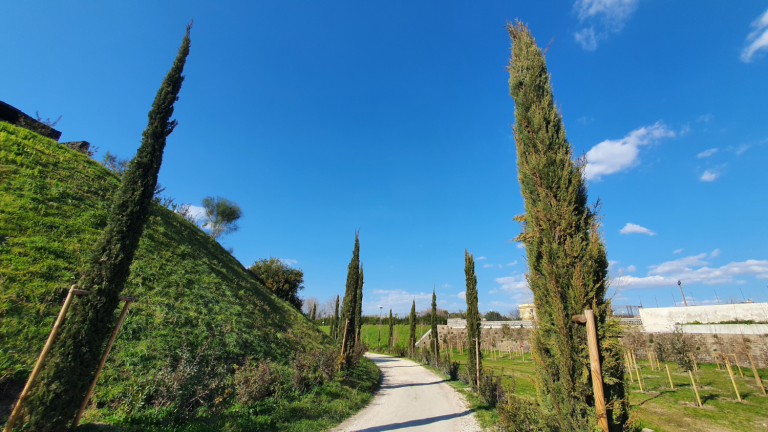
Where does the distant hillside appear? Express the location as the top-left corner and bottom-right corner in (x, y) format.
(0, 122), (373, 429)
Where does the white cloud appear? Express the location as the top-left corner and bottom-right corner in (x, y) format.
(369, 289), (431, 314)
(679, 124), (691, 136)
(585, 122), (675, 180)
(495, 274), (532, 303)
(476, 256), (487, 260)
(700, 169), (720, 182)
(507, 261), (518, 267)
(626, 265), (636, 273)
(741, 8), (768, 63)
(608, 260), (619, 268)
(673, 248), (684, 254)
(710, 248), (721, 258)
(696, 113), (714, 123)
(619, 223), (656, 236)
(185, 205), (206, 221)
(457, 291), (466, 300)
(442, 283), (451, 288)
(483, 263), (494, 268)
(697, 148), (718, 158)
(516, 243), (525, 249)
(281, 258), (298, 266)
(573, 0), (639, 50)
(577, 116), (595, 125)
(614, 253), (768, 289)
(734, 144), (750, 155)
(574, 27), (599, 51)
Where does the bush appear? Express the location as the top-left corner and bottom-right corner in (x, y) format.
(478, 369), (504, 407)
(234, 359), (281, 404)
(498, 392), (541, 431)
(443, 360), (460, 381)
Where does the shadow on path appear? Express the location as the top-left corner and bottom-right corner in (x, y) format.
(353, 410), (475, 432)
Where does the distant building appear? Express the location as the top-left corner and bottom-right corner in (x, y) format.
(519, 303), (536, 321)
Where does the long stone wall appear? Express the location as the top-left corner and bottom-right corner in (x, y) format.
(639, 303), (768, 332)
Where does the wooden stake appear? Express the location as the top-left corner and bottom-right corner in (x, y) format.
(690, 353), (698, 371)
(731, 354), (744, 377)
(689, 370), (702, 407)
(724, 356), (741, 401)
(73, 299), (133, 429)
(632, 351), (644, 392)
(714, 352), (722, 370)
(584, 310), (609, 432)
(4, 286), (79, 432)
(747, 352), (766, 396)
(665, 363), (675, 390)
(625, 352), (634, 383)
(338, 319), (350, 372)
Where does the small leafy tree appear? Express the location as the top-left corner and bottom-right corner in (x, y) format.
(249, 257), (304, 310)
(465, 250), (482, 387)
(670, 327), (694, 372)
(431, 289), (440, 360)
(101, 151), (130, 177)
(485, 311), (504, 321)
(409, 299), (417, 350)
(21, 23), (192, 430)
(201, 195), (242, 240)
(388, 309), (394, 351)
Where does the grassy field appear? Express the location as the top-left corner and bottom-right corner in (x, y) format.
(419, 344), (768, 432)
(320, 324), (430, 352)
(0, 123), (379, 430)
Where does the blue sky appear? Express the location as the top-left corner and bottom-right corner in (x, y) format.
(3, 1), (767, 317)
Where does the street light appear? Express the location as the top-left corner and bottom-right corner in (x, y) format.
(378, 306), (383, 349)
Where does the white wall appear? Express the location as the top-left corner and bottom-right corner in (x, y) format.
(679, 324), (768, 334)
(639, 303), (768, 332)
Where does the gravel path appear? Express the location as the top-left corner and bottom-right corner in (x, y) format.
(332, 353), (481, 432)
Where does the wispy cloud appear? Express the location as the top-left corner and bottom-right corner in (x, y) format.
(483, 263), (494, 268)
(516, 243), (525, 249)
(494, 274), (531, 303)
(442, 283), (451, 288)
(507, 261), (518, 267)
(368, 289), (432, 314)
(585, 122), (675, 180)
(626, 265), (636, 273)
(673, 248), (684, 254)
(697, 148), (718, 158)
(615, 253), (768, 289)
(710, 248), (721, 258)
(696, 113), (714, 123)
(619, 223), (656, 236)
(741, 8), (768, 63)
(457, 291), (466, 300)
(476, 256), (487, 260)
(281, 258), (298, 266)
(573, 0), (639, 50)
(700, 169), (720, 182)
(577, 116), (595, 125)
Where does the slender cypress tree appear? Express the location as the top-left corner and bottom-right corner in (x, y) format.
(388, 309), (394, 351)
(507, 21), (627, 431)
(339, 232), (360, 367)
(355, 263), (364, 341)
(332, 295), (340, 340)
(409, 299), (417, 350)
(430, 288), (439, 360)
(19, 24), (193, 430)
(311, 303), (317, 322)
(465, 250), (482, 388)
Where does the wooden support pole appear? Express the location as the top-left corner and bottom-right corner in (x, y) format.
(731, 354), (744, 377)
(632, 351), (644, 392)
(689, 370), (702, 407)
(73, 299), (134, 429)
(584, 310), (609, 432)
(338, 319), (350, 372)
(665, 364), (675, 390)
(625, 352), (635, 383)
(747, 352), (766, 396)
(690, 353), (698, 371)
(714, 352), (722, 370)
(724, 356), (741, 401)
(4, 286), (79, 432)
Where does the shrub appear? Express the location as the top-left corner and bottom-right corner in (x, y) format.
(498, 392), (542, 431)
(292, 350), (323, 392)
(478, 369), (503, 407)
(234, 359), (281, 405)
(443, 360), (460, 381)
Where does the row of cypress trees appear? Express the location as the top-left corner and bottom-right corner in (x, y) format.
(16, 24), (194, 430)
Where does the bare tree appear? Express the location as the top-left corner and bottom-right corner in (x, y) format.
(302, 297), (320, 317)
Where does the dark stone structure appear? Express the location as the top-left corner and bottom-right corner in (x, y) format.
(61, 141), (91, 155)
(0, 100), (62, 141)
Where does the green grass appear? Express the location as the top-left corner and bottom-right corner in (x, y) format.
(0, 123), (378, 430)
(410, 345), (768, 432)
(320, 324), (430, 353)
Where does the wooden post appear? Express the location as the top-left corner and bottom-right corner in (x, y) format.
(714, 352), (722, 370)
(689, 370), (702, 407)
(73, 299), (134, 429)
(665, 363), (675, 390)
(632, 351), (644, 392)
(625, 352), (634, 383)
(724, 356), (741, 401)
(4, 286), (80, 432)
(690, 353), (698, 371)
(338, 319), (350, 372)
(582, 311), (609, 432)
(731, 354), (744, 377)
(747, 352), (766, 396)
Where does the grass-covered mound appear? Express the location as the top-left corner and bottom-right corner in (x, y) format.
(0, 122), (378, 430)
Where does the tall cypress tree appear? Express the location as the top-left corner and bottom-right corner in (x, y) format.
(20, 24), (193, 430)
(465, 250), (482, 388)
(339, 232), (360, 367)
(430, 288), (439, 360)
(507, 21), (627, 431)
(388, 309), (394, 351)
(355, 263), (364, 341)
(311, 303), (317, 322)
(409, 299), (416, 350)
(332, 295), (340, 340)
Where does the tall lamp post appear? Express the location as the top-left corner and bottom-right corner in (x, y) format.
(378, 306), (383, 349)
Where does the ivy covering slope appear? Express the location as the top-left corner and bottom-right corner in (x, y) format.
(0, 123), (374, 430)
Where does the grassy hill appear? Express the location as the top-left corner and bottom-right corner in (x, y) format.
(0, 122), (378, 430)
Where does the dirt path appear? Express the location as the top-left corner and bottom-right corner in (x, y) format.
(332, 353), (480, 432)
